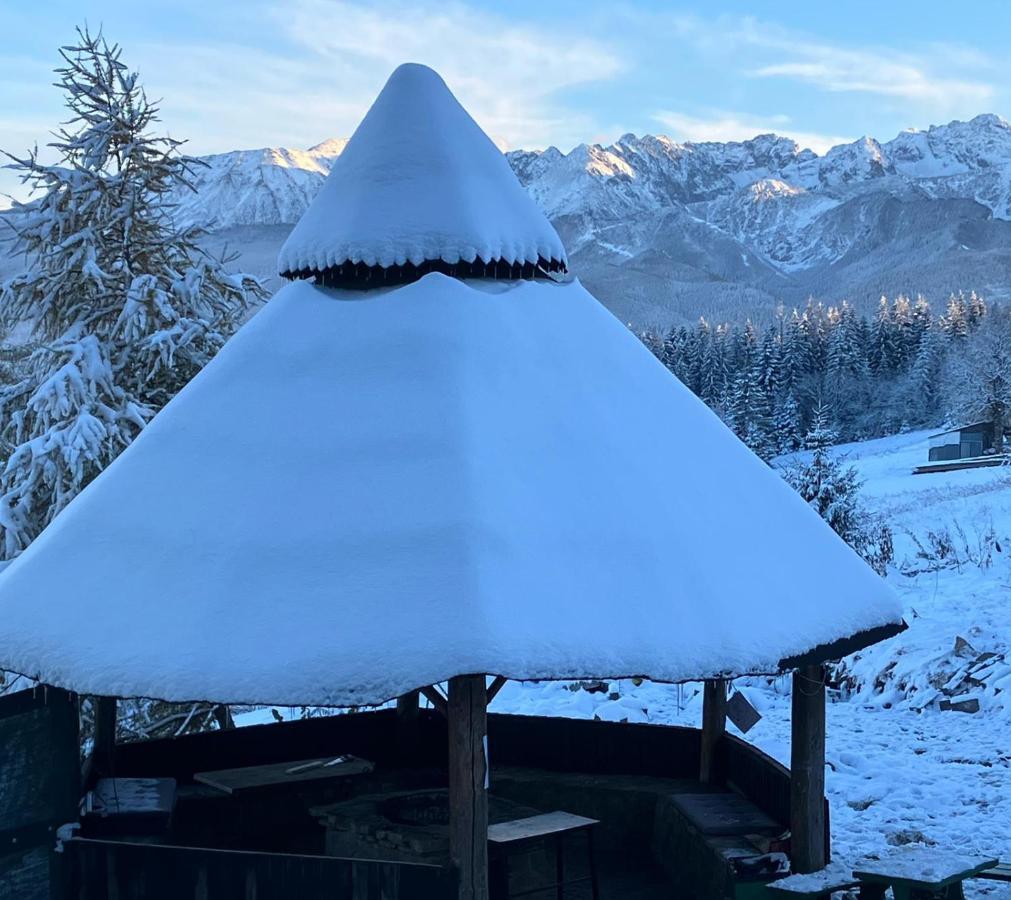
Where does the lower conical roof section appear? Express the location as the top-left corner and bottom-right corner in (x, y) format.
(277, 64), (567, 279)
(0, 274), (902, 707)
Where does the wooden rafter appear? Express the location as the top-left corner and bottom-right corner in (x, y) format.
(486, 675), (507, 704)
(419, 685), (448, 717)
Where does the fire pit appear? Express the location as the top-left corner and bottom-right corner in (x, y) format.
(381, 791), (452, 827)
(313, 789), (540, 864)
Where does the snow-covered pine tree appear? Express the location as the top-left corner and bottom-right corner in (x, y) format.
(0, 28), (265, 559)
(967, 290), (987, 330)
(825, 302), (871, 431)
(907, 295), (933, 360)
(869, 296), (897, 375)
(771, 391), (803, 454)
(785, 404), (893, 575)
(940, 293), (970, 340)
(907, 325), (946, 426)
(943, 306), (1011, 453)
(696, 319), (729, 406)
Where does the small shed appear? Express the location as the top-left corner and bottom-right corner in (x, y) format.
(927, 422), (994, 462)
(0, 63), (905, 900)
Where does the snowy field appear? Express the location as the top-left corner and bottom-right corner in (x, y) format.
(238, 430), (1011, 894)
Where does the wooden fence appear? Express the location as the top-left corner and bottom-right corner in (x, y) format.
(62, 837), (458, 900)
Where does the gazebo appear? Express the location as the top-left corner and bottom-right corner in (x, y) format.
(0, 64), (904, 900)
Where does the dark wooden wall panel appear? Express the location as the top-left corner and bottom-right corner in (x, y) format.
(0, 687), (80, 900)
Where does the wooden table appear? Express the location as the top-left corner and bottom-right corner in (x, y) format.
(194, 754), (374, 794)
(853, 848), (999, 900)
(488, 810), (599, 900)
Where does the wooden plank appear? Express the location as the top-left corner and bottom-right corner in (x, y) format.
(194, 755), (374, 794)
(448, 674), (488, 900)
(699, 678), (727, 783)
(790, 665), (827, 874)
(978, 861), (1011, 881)
(487, 811), (598, 844)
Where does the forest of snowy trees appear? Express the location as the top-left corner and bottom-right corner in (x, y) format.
(640, 292), (993, 460)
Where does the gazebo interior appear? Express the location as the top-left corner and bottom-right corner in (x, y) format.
(6, 670), (838, 900)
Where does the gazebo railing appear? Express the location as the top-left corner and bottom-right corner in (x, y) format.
(61, 837), (458, 900)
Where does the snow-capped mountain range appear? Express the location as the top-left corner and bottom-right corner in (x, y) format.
(175, 115), (1011, 326)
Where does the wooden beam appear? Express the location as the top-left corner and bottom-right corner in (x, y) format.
(699, 678), (727, 783)
(790, 664), (827, 873)
(448, 674), (489, 900)
(84, 695), (117, 787)
(486, 676), (507, 705)
(420, 685), (448, 718)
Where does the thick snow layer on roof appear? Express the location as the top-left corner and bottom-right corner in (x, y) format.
(0, 276), (901, 706)
(277, 64), (566, 274)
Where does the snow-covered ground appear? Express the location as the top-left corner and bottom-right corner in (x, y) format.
(237, 430), (1011, 894)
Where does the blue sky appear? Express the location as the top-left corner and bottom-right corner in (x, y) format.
(2, 0), (1011, 202)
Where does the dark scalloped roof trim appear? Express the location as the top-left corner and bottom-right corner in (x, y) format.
(280, 255), (567, 290)
(777, 620), (908, 671)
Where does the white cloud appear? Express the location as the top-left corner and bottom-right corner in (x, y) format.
(652, 110), (851, 155)
(668, 14), (995, 114)
(751, 57), (992, 108)
(270, 0), (623, 150)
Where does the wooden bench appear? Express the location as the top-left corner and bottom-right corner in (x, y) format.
(766, 861), (860, 898)
(977, 861), (1011, 882)
(853, 848), (999, 900)
(488, 810), (599, 899)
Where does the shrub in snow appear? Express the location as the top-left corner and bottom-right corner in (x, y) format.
(0, 28), (264, 560)
(901, 518), (1001, 575)
(784, 406), (894, 576)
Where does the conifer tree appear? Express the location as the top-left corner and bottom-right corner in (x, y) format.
(786, 405), (893, 575)
(772, 391), (803, 454)
(0, 28), (265, 558)
(940, 293), (970, 340)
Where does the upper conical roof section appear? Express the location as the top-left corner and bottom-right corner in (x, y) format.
(278, 63), (566, 276)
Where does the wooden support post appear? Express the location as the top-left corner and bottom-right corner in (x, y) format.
(790, 664), (827, 873)
(91, 695), (117, 782)
(448, 674), (489, 900)
(699, 678), (727, 783)
(396, 690), (420, 759)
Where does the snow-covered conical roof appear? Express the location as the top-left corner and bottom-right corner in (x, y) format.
(277, 63), (566, 278)
(0, 272), (902, 707)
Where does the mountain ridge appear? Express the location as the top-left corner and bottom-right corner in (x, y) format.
(169, 113), (1011, 326)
